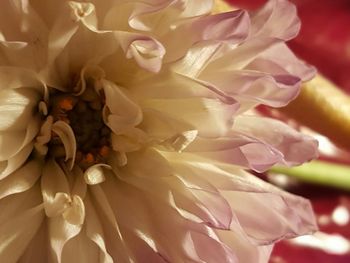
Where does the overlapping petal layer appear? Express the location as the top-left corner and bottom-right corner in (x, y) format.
(0, 0), (318, 262)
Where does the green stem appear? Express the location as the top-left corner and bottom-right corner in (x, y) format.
(270, 160), (350, 191)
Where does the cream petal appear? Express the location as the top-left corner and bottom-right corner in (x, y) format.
(0, 204), (44, 263)
(142, 97), (238, 137)
(84, 164), (110, 185)
(70, 165), (87, 198)
(127, 0), (214, 32)
(89, 184), (134, 262)
(61, 229), (100, 263)
(46, 3), (80, 65)
(102, 174), (236, 262)
(103, 80), (142, 125)
(0, 142), (34, 180)
(162, 129), (198, 152)
(172, 42), (222, 78)
(18, 220), (50, 263)
(48, 215), (82, 263)
(0, 0), (48, 70)
(52, 121), (77, 169)
(140, 108), (197, 146)
(45, 192), (71, 218)
(163, 10), (249, 63)
(117, 150), (232, 230)
(41, 159), (70, 216)
(0, 88), (40, 131)
(111, 129), (148, 153)
(0, 130), (27, 161)
(0, 158), (42, 199)
(0, 113), (39, 163)
(180, 0), (213, 18)
(0, 66), (44, 91)
(84, 193), (114, 263)
(34, 115), (53, 155)
(119, 148), (173, 179)
(131, 70), (207, 98)
(62, 195), (85, 225)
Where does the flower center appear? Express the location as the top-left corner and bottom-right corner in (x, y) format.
(49, 86), (111, 169)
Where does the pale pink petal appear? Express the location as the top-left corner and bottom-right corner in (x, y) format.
(234, 115), (319, 166)
(246, 42), (316, 81)
(162, 10), (249, 62)
(200, 69), (301, 108)
(250, 0), (300, 41)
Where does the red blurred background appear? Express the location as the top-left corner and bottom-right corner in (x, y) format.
(225, 0), (350, 262)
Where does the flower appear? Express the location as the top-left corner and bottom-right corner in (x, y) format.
(0, 0), (318, 262)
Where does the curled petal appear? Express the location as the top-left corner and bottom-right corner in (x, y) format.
(41, 159), (70, 214)
(116, 32), (165, 72)
(52, 121), (77, 169)
(62, 195), (85, 225)
(84, 164), (110, 185)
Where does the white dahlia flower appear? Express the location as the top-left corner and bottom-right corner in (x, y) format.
(0, 0), (318, 262)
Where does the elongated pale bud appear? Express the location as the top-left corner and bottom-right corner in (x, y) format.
(279, 74), (350, 150)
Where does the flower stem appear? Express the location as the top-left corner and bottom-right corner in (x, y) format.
(270, 160), (350, 191)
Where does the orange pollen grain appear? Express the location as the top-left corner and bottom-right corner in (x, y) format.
(58, 97), (75, 111)
(83, 153), (95, 164)
(99, 146), (110, 157)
